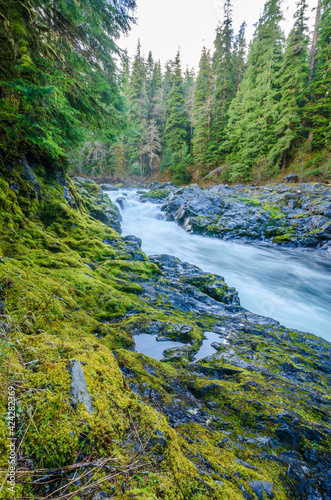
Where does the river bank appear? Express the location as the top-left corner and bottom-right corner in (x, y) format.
(139, 181), (331, 252)
(0, 164), (330, 499)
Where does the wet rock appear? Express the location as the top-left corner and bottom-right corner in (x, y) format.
(248, 480), (274, 499)
(157, 182), (331, 249)
(123, 235), (142, 248)
(100, 184), (118, 191)
(0, 299), (5, 314)
(68, 360), (94, 414)
(162, 345), (193, 361)
(115, 195), (126, 209)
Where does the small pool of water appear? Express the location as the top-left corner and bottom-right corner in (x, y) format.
(134, 334), (185, 361)
(134, 331), (230, 362)
(196, 331), (230, 361)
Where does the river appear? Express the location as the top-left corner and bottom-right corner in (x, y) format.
(106, 190), (331, 343)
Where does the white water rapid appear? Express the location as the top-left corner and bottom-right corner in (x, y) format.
(106, 190), (331, 343)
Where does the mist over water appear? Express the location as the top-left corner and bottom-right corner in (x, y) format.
(107, 190), (331, 342)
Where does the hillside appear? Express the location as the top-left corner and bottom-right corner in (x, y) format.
(0, 159), (330, 499)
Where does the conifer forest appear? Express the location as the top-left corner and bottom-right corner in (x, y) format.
(0, 0), (330, 184)
(1, 1), (331, 500)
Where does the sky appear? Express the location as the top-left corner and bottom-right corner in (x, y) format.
(119, 0), (318, 71)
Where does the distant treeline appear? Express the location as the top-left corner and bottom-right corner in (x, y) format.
(0, 0), (330, 183)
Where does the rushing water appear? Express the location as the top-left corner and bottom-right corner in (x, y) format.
(106, 190), (331, 343)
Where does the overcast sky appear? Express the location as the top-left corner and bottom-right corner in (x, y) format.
(119, 0), (318, 71)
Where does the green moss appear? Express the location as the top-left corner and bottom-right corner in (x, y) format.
(0, 165), (330, 499)
(238, 196), (262, 207)
(145, 189), (169, 200)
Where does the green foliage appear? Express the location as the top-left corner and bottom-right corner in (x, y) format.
(165, 51), (187, 153)
(224, 0), (284, 180)
(211, 0), (235, 152)
(0, 0), (136, 167)
(306, 0), (331, 149)
(270, 0), (310, 168)
(192, 48), (214, 173)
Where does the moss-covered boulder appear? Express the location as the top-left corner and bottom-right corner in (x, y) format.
(0, 160), (330, 499)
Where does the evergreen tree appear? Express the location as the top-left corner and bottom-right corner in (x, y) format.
(307, 0), (331, 149)
(211, 0), (235, 155)
(165, 52), (187, 153)
(148, 60), (163, 125)
(224, 0), (284, 180)
(0, 0), (136, 166)
(271, 0), (310, 169)
(192, 48), (214, 171)
(183, 67), (196, 148)
(127, 41), (148, 166)
(233, 22), (247, 91)
(146, 51), (155, 119)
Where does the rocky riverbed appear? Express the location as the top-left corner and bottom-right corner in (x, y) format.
(0, 166), (330, 499)
(140, 181), (331, 252)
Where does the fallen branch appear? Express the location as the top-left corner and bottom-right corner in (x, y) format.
(200, 165), (225, 182)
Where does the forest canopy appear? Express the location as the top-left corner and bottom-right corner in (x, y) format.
(0, 0), (330, 183)
(0, 0), (136, 167)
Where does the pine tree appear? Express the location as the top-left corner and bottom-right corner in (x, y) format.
(146, 51), (155, 119)
(192, 48), (214, 172)
(307, 0), (331, 149)
(0, 0), (136, 166)
(149, 60), (163, 125)
(224, 0), (284, 180)
(165, 52), (187, 153)
(183, 67), (196, 149)
(211, 0), (235, 154)
(127, 41), (148, 167)
(270, 0), (310, 169)
(233, 22), (247, 91)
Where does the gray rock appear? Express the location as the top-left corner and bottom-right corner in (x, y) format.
(115, 195), (126, 209)
(283, 174), (299, 183)
(123, 235), (142, 248)
(0, 299), (5, 314)
(235, 458), (258, 470)
(91, 492), (110, 500)
(68, 360), (94, 414)
(159, 182), (331, 249)
(248, 480), (274, 499)
(149, 429), (168, 449)
(0, 322), (10, 336)
(20, 157), (41, 195)
(100, 184), (118, 191)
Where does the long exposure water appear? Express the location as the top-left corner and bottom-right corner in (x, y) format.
(106, 190), (331, 343)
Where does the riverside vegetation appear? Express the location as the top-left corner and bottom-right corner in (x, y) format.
(0, 0), (331, 499)
(0, 161), (331, 499)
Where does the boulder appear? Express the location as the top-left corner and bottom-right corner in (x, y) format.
(68, 360), (94, 414)
(248, 480), (274, 499)
(283, 174), (299, 184)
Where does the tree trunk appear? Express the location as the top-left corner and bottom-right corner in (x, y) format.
(309, 0), (322, 81)
(281, 151), (287, 172)
(307, 131), (314, 152)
